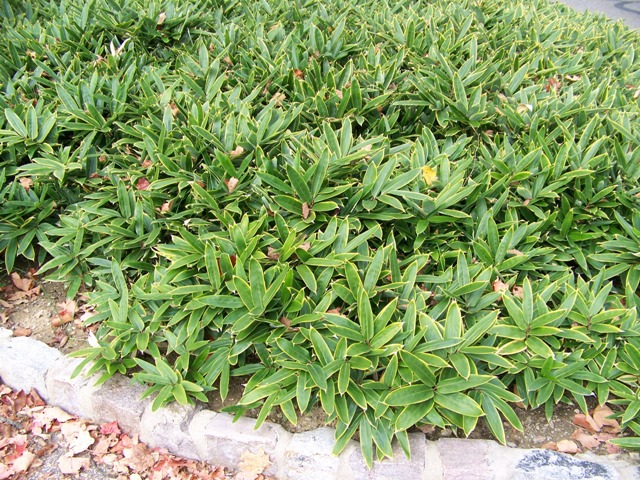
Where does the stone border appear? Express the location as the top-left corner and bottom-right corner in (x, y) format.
(1, 331), (639, 479)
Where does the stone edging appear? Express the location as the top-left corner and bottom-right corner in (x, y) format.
(1, 331), (639, 479)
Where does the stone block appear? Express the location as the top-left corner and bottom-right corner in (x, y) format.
(0, 327), (12, 341)
(190, 412), (291, 476)
(347, 432), (427, 480)
(45, 356), (100, 418)
(437, 438), (494, 480)
(140, 402), (200, 460)
(88, 374), (151, 436)
(283, 427), (349, 480)
(512, 449), (618, 480)
(0, 336), (61, 400)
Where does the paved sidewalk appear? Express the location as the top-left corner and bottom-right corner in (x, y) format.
(556, 0), (640, 28)
(2, 332), (640, 480)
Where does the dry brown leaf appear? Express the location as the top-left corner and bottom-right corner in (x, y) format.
(225, 177), (239, 194)
(235, 448), (271, 480)
(117, 442), (155, 472)
(14, 327), (31, 337)
(593, 405), (620, 432)
(157, 12), (166, 25)
(573, 413), (600, 433)
(0, 434), (28, 450)
(91, 436), (113, 456)
(160, 201), (172, 213)
(301, 202), (310, 220)
(19, 177), (33, 192)
(556, 439), (579, 453)
(230, 146), (245, 159)
(11, 450), (35, 474)
(141, 159), (153, 168)
(293, 69), (304, 79)
(605, 441), (622, 454)
(136, 177), (151, 190)
(10, 273), (33, 292)
(418, 424), (436, 434)
(99, 421), (121, 436)
(30, 406), (74, 431)
(57, 299), (78, 316)
(68, 430), (95, 454)
(58, 455), (91, 475)
(571, 429), (600, 449)
(512, 286), (524, 299)
(541, 441), (558, 451)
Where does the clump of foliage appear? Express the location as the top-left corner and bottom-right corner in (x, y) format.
(2, 0), (640, 465)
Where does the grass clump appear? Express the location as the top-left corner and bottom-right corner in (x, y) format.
(2, 0), (640, 465)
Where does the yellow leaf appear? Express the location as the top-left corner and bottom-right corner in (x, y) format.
(422, 166), (437, 186)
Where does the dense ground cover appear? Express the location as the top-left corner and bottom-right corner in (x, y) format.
(1, 0), (640, 466)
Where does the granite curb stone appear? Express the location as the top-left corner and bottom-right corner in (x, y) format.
(45, 356), (100, 418)
(0, 335), (61, 401)
(141, 402), (201, 460)
(1, 335), (640, 479)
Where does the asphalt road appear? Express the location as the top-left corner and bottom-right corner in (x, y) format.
(556, 0), (640, 28)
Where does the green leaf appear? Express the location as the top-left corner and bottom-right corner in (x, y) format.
(444, 302), (463, 339)
(287, 164), (313, 204)
(395, 400), (434, 431)
(434, 392), (483, 417)
(385, 384), (434, 406)
(198, 295), (244, 308)
(4, 108), (26, 137)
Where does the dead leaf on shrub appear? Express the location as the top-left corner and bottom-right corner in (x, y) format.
(556, 439), (579, 453)
(136, 178), (151, 191)
(230, 146), (244, 159)
(421, 166), (437, 186)
(19, 177), (33, 192)
(302, 202), (310, 220)
(492, 279), (508, 294)
(157, 12), (166, 25)
(225, 177), (239, 194)
(267, 246), (280, 261)
(298, 242), (311, 251)
(512, 286), (524, 299)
